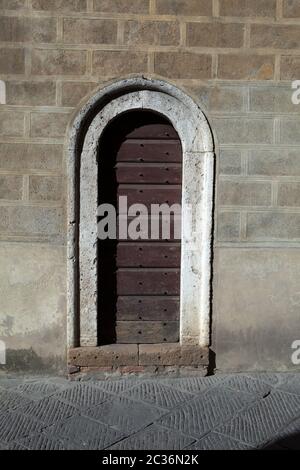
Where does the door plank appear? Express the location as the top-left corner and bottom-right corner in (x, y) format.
(117, 296), (180, 321)
(116, 164), (181, 184)
(117, 186), (181, 207)
(116, 243), (181, 267)
(116, 321), (179, 343)
(125, 123), (180, 139)
(117, 269), (180, 295)
(116, 141), (182, 163)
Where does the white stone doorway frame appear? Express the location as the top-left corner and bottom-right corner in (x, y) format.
(67, 76), (214, 350)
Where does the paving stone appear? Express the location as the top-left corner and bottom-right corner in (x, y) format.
(42, 377), (71, 389)
(158, 375), (227, 394)
(6, 441), (28, 450)
(16, 432), (76, 450)
(159, 386), (255, 438)
(1, 375), (300, 450)
(51, 415), (123, 450)
(16, 380), (65, 399)
(92, 379), (137, 394)
(277, 375), (300, 396)
(267, 418), (300, 450)
(54, 383), (113, 408)
(109, 424), (195, 450)
(124, 381), (194, 409)
(0, 388), (33, 413)
(0, 378), (25, 389)
(186, 432), (254, 450)
(20, 397), (78, 425)
(0, 412), (42, 443)
(262, 442), (288, 450)
(245, 373), (283, 387)
(216, 391), (300, 447)
(83, 395), (167, 433)
(223, 375), (272, 397)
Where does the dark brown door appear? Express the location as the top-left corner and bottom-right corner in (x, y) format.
(98, 111), (182, 345)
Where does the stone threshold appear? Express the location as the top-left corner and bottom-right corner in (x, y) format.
(68, 344), (209, 372)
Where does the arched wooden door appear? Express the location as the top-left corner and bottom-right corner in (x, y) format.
(98, 110), (182, 345)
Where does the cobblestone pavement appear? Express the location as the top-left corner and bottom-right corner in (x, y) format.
(0, 373), (299, 450)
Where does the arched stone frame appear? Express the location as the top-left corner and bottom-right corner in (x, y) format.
(67, 76), (214, 350)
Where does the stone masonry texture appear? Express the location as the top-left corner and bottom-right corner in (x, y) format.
(0, 0), (299, 374)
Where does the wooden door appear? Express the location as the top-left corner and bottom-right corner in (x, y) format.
(98, 111), (182, 344)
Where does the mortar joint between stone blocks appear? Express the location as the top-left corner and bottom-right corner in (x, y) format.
(241, 150), (249, 176)
(243, 87), (250, 113)
(24, 112), (31, 138)
(274, 117), (281, 145)
(212, 0), (220, 17)
(276, 0), (283, 20)
(117, 20), (125, 45)
(244, 23), (251, 49)
(149, 0), (156, 15)
(57, 17), (63, 43)
(147, 51), (155, 73)
(271, 181), (279, 207)
(212, 54), (218, 79)
(24, 47), (32, 78)
(86, 50), (92, 77)
(56, 81), (62, 107)
(87, 0), (93, 13)
(180, 22), (187, 47)
(240, 211), (247, 241)
(274, 55), (281, 81)
(22, 174), (30, 201)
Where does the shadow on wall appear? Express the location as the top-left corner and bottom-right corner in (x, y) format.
(0, 348), (66, 375)
(208, 349), (216, 375)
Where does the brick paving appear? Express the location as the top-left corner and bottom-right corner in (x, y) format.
(0, 373), (299, 450)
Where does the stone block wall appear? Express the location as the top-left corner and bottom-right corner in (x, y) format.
(0, 0), (300, 373)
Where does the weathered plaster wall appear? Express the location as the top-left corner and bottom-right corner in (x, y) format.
(0, 0), (300, 373)
(0, 244), (66, 373)
(214, 248), (300, 372)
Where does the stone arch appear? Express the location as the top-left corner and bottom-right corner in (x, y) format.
(67, 76), (214, 350)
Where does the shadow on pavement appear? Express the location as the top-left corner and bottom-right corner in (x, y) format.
(262, 430), (300, 450)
